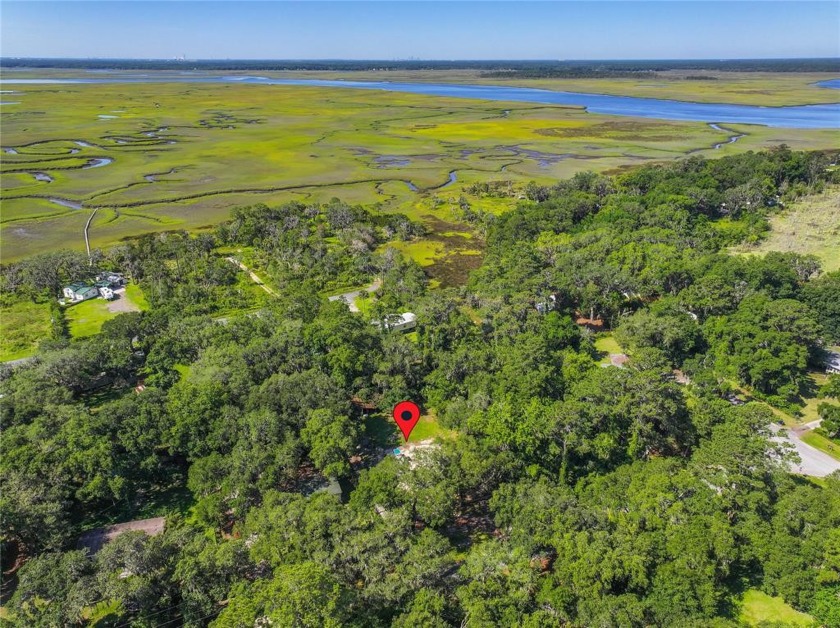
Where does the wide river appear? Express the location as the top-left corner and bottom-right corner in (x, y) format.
(3, 74), (840, 128)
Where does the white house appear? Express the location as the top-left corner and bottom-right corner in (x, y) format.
(62, 283), (99, 303)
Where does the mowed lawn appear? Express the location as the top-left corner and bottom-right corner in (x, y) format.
(363, 409), (456, 448)
(408, 412), (457, 443)
(125, 283), (150, 310)
(801, 430), (840, 461)
(594, 333), (625, 365)
(65, 287), (146, 338)
(65, 298), (121, 338)
(737, 589), (815, 627)
(0, 300), (52, 360)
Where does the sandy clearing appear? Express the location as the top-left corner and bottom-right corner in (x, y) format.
(106, 287), (140, 313)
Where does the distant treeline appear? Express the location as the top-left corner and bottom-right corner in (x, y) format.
(482, 67), (659, 79)
(481, 58), (840, 78)
(2, 57), (839, 73)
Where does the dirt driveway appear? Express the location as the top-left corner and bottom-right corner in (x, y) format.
(107, 288), (140, 313)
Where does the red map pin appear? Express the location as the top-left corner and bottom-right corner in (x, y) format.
(392, 400), (421, 442)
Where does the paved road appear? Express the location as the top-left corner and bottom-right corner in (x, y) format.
(799, 419), (823, 431)
(327, 279), (382, 313)
(770, 423), (840, 477)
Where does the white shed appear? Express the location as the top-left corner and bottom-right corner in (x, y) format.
(372, 312), (417, 332)
(392, 312), (417, 332)
(826, 351), (840, 375)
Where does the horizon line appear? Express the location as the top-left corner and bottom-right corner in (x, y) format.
(4, 56), (840, 62)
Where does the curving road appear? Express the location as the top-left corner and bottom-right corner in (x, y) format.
(769, 422), (840, 477)
(327, 279), (382, 313)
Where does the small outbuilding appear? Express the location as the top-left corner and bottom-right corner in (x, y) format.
(391, 312), (417, 332)
(826, 351), (840, 375)
(97, 272), (126, 287)
(95, 280), (116, 300)
(372, 312), (417, 333)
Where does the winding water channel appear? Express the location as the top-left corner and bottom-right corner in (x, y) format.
(3, 75), (838, 213)
(3, 75), (839, 128)
(707, 123), (746, 149)
(84, 157), (113, 169)
(46, 197), (83, 210)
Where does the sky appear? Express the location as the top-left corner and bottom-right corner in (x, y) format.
(1, 1), (838, 60)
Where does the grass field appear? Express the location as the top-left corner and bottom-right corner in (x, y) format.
(65, 298), (122, 338)
(729, 371), (830, 430)
(0, 300), (52, 360)
(125, 283), (149, 310)
(408, 412), (457, 443)
(594, 334), (625, 364)
(354, 292), (375, 316)
(732, 186), (840, 272)
(737, 589), (815, 626)
(65, 286), (146, 338)
(801, 430), (840, 461)
(2, 78), (837, 264)
(363, 409), (456, 449)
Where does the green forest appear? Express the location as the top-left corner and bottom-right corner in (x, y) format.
(2, 147), (840, 627)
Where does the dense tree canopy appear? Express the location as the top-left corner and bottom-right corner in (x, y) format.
(2, 149), (839, 626)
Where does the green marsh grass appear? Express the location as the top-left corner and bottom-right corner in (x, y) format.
(3, 80), (836, 262)
(251, 69), (840, 107)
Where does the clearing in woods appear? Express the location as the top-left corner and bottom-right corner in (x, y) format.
(66, 287), (146, 338)
(732, 185), (840, 272)
(0, 300), (52, 361)
(737, 589), (815, 627)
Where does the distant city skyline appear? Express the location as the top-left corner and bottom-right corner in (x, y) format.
(2, 1), (838, 61)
